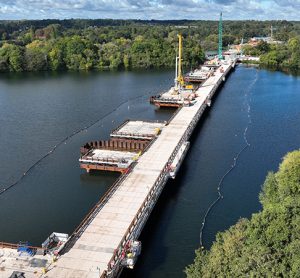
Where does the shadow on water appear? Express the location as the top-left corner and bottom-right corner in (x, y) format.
(80, 171), (121, 185)
(154, 107), (178, 117)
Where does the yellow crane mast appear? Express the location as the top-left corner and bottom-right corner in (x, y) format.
(177, 34), (184, 88)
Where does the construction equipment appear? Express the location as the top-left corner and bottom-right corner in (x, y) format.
(218, 12), (223, 60)
(121, 240), (142, 269)
(149, 33), (197, 107)
(175, 34), (185, 90)
(41, 232), (69, 256)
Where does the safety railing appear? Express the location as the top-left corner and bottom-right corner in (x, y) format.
(59, 162), (137, 255)
(80, 156), (129, 164)
(110, 131), (155, 138)
(106, 161), (171, 277)
(0, 241), (45, 251)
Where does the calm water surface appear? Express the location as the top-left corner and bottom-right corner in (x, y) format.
(0, 66), (299, 277)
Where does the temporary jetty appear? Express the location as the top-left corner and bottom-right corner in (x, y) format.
(0, 58), (236, 278)
(49, 59), (236, 278)
(1, 16), (238, 276)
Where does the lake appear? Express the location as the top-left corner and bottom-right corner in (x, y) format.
(0, 66), (299, 277)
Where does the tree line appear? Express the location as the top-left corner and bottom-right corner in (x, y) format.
(186, 150), (300, 277)
(0, 19), (300, 72)
(0, 22), (206, 72)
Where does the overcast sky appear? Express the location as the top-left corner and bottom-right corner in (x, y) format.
(0, 0), (299, 20)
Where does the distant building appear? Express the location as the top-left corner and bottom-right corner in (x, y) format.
(248, 36), (272, 46)
(174, 26), (189, 29)
(248, 36), (283, 46)
(239, 56), (260, 62)
(174, 25), (198, 29)
(252, 36), (272, 42)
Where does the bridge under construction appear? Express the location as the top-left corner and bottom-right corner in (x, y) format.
(0, 60), (235, 278)
(0, 15), (238, 277)
(49, 60), (235, 278)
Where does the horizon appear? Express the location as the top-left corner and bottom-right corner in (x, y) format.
(0, 18), (299, 22)
(0, 0), (300, 21)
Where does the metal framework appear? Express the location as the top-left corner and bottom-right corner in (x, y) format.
(218, 12), (223, 60)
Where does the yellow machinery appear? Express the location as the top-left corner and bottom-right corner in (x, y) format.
(175, 34), (194, 92)
(175, 34), (194, 94)
(185, 84), (194, 89)
(177, 34), (185, 87)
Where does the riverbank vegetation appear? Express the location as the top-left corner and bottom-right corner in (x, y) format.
(0, 19), (300, 72)
(186, 150), (300, 277)
(0, 20), (206, 72)
(243, 38), (300, 70)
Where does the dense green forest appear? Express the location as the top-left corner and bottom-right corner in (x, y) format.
(186, 150), (300, 277)
(243, 38), (300, 69)
(0, 19), (300, 72)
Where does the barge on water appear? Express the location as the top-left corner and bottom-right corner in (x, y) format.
(149, 36), (228, 108)
(79, 120), (166, 173)
(184, 66), (214, 83)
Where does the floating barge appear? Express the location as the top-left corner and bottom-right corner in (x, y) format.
(184, 66), (214, 83)
(110, 120), (165, 140)
(150, 87), (196, 108)
(80, 149), (140, 173)
(150, 34), (199, 108)
(79, 120), (166, 173)
(149, 37), (229, 108)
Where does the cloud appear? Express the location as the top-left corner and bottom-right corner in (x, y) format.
(274, 0), (300, 7)
(0, 0), (299, 20)
(209, 0), (236, 5)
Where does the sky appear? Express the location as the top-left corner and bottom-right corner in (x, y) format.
(0, 0), (300, 21)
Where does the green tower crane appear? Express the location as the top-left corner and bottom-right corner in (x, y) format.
(218, 12), (223, 60)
